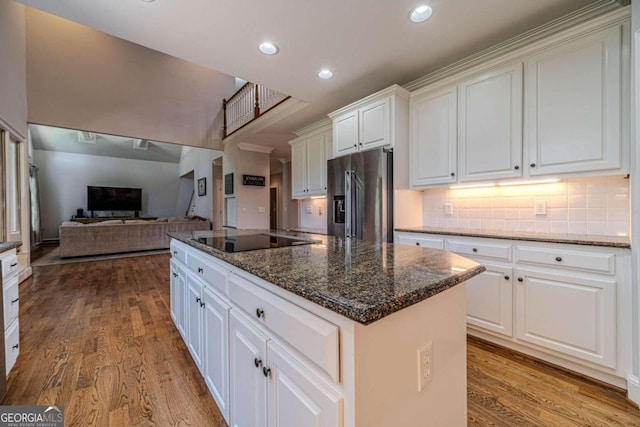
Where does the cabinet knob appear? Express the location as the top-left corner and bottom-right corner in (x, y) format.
(197, 267), (204, 274)
(173, 251), (177, 255)
(256, 308), (265, 319)
(196, 297), (201, 303)
(555, 256), (562, 262)
(200, 301), (205, 308)
(530, 163), (536, 168)
(263, 366), (271, 377)
(12, 344), (18, 350)
(11, 298), (18, 304)
(514, 165), (520, 170)
(450, 172), (455, 177)
(415, 242), (420, 246)
(472, 248), (478, 253)
(254, 357), (263, 368)
(353, 144), (357, 149)
(10, 263), (17, 268)
(517, 277), (523, 282)
(359, 143), (363, 146)
(173, 273), (178, 278)
(324, 187), (327, 190)
(504, 276), (510, 280)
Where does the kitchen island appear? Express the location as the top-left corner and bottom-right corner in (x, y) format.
(168, 229), (484, 427)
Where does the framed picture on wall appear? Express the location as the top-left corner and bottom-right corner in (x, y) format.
(198, 177), (206, 196)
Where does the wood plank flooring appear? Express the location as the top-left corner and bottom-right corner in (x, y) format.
(6, 253), (640, 426)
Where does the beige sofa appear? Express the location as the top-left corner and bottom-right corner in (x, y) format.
(59, 218), (211, 258)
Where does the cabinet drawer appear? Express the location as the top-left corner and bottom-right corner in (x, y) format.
(170, 241), (187, 264)
(515, 246), (614, 275)
(396, 233), (444, 249)
(1, 253), (18, 281)
(5, 319), (19, 375)
(3, 276), (19, 327)
(448, 240), (512, 261)
(187, 251), (228, 295)
(229, 273), (339, 382)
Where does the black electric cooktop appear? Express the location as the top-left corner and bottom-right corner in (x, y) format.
(193, 233), (317, 253)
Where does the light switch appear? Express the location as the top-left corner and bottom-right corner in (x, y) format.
(306, 206), (313, 214)
(258, 207), (266, 213)
(444, 203), (453, 216)
(534, 200), (547, 216)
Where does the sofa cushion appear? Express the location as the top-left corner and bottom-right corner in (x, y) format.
(88, 219), (124, 225)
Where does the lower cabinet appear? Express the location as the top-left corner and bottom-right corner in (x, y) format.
(229, 310), (342, 427)
(1, 248), (19, 375)
(187, 276), (205, 373)
(515, 267), (616, 369)
(170, 260), (187, 339)
(395, 231), (630, 387)
(203, 286), (230, 417)
(466, 262), (513, 337)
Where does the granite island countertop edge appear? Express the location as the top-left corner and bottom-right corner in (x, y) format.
(0, 242), (22, 255)
(169, 232), (485, 325)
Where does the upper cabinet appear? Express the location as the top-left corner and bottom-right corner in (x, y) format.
(458, 62), (523, 182)
(410, 16), (628, 189)
(526, 26), (622, 176)
(329, 85), (409, 159)
(289, 122), (331, 199)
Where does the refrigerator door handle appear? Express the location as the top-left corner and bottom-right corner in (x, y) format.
(345, 170), (351, 237)
(351, 171), (358, 238)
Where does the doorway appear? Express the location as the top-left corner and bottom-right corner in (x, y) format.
(270, 187), (278, 230)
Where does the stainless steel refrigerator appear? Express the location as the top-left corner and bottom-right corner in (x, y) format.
(327, 147), (393, 243)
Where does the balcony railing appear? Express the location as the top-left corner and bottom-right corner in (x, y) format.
(222, 82), (290, 138)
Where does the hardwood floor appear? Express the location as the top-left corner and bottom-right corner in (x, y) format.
(5, 253), (640, 426)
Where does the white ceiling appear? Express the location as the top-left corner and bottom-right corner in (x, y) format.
(30, 124), (186, 163)
(18, 0), (606, 155)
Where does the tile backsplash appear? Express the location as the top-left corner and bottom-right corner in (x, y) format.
(422, 176), (629, 236)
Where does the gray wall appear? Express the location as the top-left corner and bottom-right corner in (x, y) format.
(34, 150), (182, 239)
(25, 8), (235, 148)
(0, 0), (27, 139)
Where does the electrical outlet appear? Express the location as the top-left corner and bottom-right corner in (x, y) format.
(258, 207), (266, 213)
(417, 341), (433, 392)
(534, 200), (547, 216)
(444, 203), (453, 216)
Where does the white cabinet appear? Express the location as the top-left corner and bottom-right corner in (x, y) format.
(410, 85), (458, 186)
(266, 340), (342, 427)
(515, 268), (616, 369)
(187, 276), (205, 372)
(394, 231), (630, 386)
(290, 126), (330, 199)
(329, 85), (409, 159)
(466, 263), (513, 338)
(229, 309), (342, 427)
(203, 286), (231, 419)
(395, 231), (444, 249)
(0, 249), (19, 375)
(526, 26), (622, 176)
(458, 62), (523, 181)
(229, 310), (268, 427)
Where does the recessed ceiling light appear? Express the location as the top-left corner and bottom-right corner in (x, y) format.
(410, 4), (433, 23)
(140, 0), (156, 3)
(318, 69), (333, 79)
(259, 42), (278, 55)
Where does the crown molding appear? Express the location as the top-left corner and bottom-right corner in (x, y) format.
(328, 84), (410, 119)
(237, 142), (274, 154)
(404, 0), (628, 92)
(293, 118), (332, 137)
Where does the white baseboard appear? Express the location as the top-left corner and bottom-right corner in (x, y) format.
(627, 375), (640, 406)
(18, 266), (32, 283)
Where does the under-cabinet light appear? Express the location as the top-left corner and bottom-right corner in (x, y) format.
(450, 183), (496, 190)
(498, 179), (560, 187)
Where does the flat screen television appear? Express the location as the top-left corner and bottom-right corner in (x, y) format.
(87, 186), (142, 212)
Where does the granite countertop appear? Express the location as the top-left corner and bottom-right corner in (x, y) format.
(395, 226), (631, 249)
(169, 229), (485, 325)
(0, 242), (22, 255)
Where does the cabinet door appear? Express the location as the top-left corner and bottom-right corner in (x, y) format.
(515, 268), (616, 368)
(526, 26), (622, 176)
(229, 311), (268, 427)
(203, 286), (231, 421)
(333, 111), (359, 157)
(186, 276), (204, 372)
(177, 267), (187, 340)
(410, 86), (457, 186)
(291, 141), (308, 198)
(459, 63), (523, 181)
(466, 262), (513, 337)
(360, 97), (391, 150)
(266, 340), (343, 427)
(170, 261), (179, 325)
(306, 133), (327, 195)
